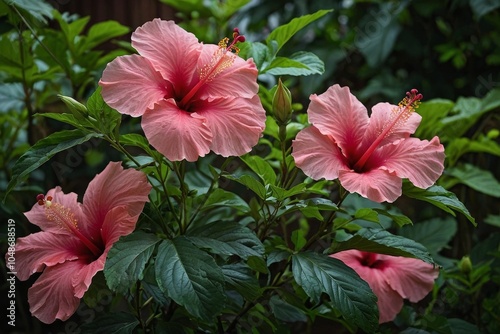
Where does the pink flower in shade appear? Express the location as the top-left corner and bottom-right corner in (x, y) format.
(99, 19), (266, 162)
(330, 250), (439, 323)
(292, 85), (445, 203)
(9, 162), (151, 324)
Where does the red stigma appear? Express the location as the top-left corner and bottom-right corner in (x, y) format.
(231, 27), (246, 44)
(406, 88), (423, 102)
(37, 194), (45, 206)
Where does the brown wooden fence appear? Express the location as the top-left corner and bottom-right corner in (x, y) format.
(50, 0), (177, 31)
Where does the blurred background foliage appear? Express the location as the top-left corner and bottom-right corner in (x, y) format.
(1, 0), (500, 333)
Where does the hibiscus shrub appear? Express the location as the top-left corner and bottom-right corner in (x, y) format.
(2, 1), (499, 334)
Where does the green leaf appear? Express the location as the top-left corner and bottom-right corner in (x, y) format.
(291, 229), (307, 251)
(104, 231), (160, 294)
(447, 318), (481, 334)
(186, 221), (264, 259)
(440, 96), (484, 139)
(84, 20), (130, 50)
(119, 134), (151, 152)
(38, 112), (93, 130)
(201, 188), (250, 212)
(269, 295), (307, 323)
(414, 99), (454, 139)
(209, 0), (250, 20)
(155, 237), (226, 320)
(241, 155), (277, 185)
(469, 0), (500, 18)
(269, 183), (305, 201)
(373, 208), (413, 227)
(264, 52), (324, 76)
(485, 214), (500, 227)
(403, 182), (476, 226)
(80, 312), (139, 334)
(292, 252), (378, 332)
(445, 163), (500, 198)
(6, 129), (102, 197)
(266, 9), (332, 54)
(223, 173), (266, 199)
(357, 8), (402, 67)
(7, 0), (54, 24)
(399, 217), (457, 255)
(87, 87), (122, 135)
(445, 135), (500, 166)
(354, 208), (380, 223)
(334, 227), (435, 264)
(247, 255), (269, 274)
(221, 263), (262, 301)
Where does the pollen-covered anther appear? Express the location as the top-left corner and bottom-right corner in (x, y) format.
(200, 28), (246, 82)
(43, 199), (79, 231)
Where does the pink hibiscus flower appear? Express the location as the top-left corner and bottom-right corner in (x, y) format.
(331, 250), (439, 323)
(292, 85), (445, 203)
(99, 19), (266, 162)
(10, 162), (151, 324)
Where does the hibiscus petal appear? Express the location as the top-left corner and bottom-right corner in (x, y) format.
(330, 250), (403, 323)
(292, 126), (348, 180)
(81, 162), (151, 240)
(74, 206), (146, 298)
(339, 168), (402, 203)
(195, 96), (265, 157)
(100, 54), (168, 116)
(368, 269), (404, 323)
(73, 254), (106, 299)
(381, 255), (439, 303)
(142, 99), (212, 161)
(196, 44), (259, 100)
(131, 19), (201, 92)
(28, 260), (85, 323)
(24, 186), (84, 235)
(13, 232), (86, 280)
(361, 102), (422, 150)
(308, 85), (369, 159)
(377, 136), (445, 188)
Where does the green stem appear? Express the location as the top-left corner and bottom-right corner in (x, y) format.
(188, 157), (234, 225)
(173, 161), (189, 233)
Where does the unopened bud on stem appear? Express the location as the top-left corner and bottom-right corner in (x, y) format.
(272, 78), (292, 125)
(459, 255), (472, 274)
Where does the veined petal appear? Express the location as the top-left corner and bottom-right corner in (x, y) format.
(28, 260), (85, 324)
(292, 126), (349, 180)
(132, 19), (201, 92)
(81, 162), (151, 241)
(381, 255), (439, 303)
(361, 102), (422, 150)
(73, 207), (142, 298)
(99, 54), (168, 117)
(196, 44), (259, 100)
(24, 187), (84, 235)
(308, 85), (369, 159)
(339, 168), (402, 203)
(195, 96), (265, 157)
(73, 253), (106, 299)
(330, 250), (403, 323)
(377, 136), (445, 189)
(142, 99), (212, 161)
(101, 206), (141, 248)
(13, 232), (85, 280)
(368, 270), (404, 323)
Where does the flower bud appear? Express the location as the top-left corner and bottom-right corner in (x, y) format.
(459, 255), (472, 274)
(58, 95), (88, 121)
(272, 78), (292, 125)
